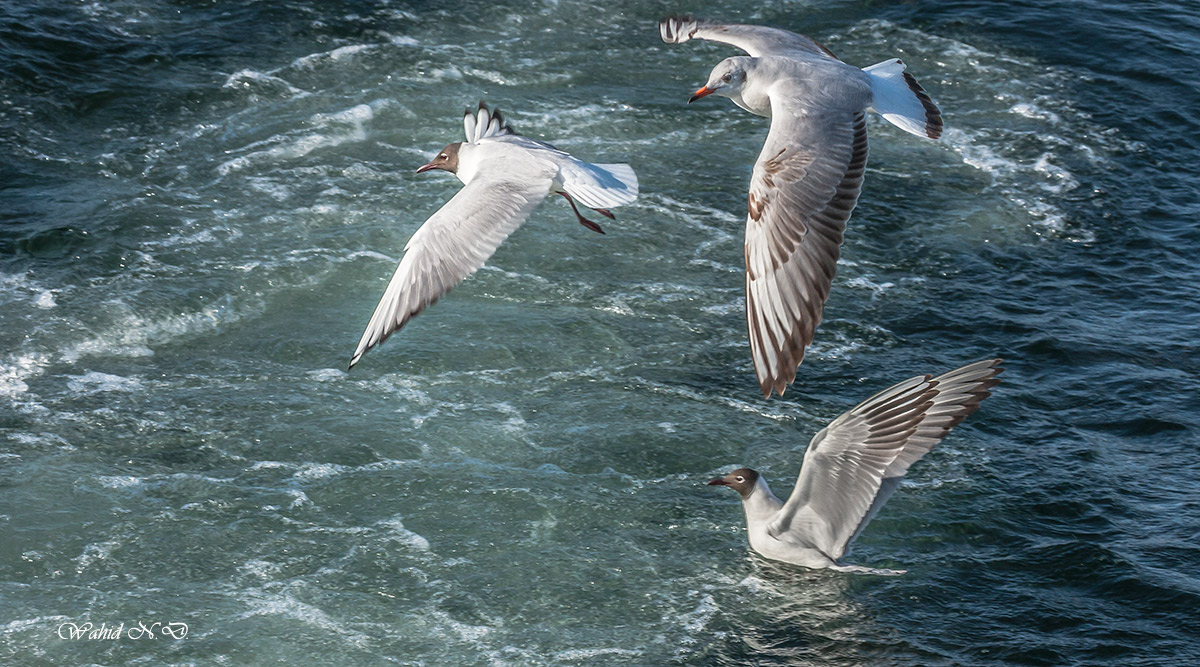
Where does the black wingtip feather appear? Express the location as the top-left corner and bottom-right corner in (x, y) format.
(901, 71), (943, 139)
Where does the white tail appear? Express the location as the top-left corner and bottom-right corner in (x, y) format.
(462, 103), (515, 144)
(561, 162), (639, 210)
(863, 59), (942, 139)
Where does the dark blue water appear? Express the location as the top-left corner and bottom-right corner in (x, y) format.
(2, 1), (1198, 665)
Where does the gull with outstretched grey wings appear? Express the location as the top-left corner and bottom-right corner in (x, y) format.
(708, 359), (1001, 574)
(660, 15), (943, 398)
(348, 103), (638, 369)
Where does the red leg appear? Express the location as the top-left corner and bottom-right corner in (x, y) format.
(557, 191), (606, 234)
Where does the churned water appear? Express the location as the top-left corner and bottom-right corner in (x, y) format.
(2, 1), (1198, 665)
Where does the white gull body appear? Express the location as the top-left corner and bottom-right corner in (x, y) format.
(660, 15), (943, 398)
(348, 104), (638, 369)
(708, 359), (1002, 574)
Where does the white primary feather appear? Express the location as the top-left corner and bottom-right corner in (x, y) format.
(349, 160), (554, 369)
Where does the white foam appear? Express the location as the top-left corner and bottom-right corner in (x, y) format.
(1010, 102), (1062, 124)
(1033, 153), (1078, 193)
(0, 352), (48, 399)
(0, 373), (29, 398)
(67, 371), (144, 395)
(286, 489), (311, 509)
(217, 103), (376, 176)
(429, 65), (464, 81)
(1, 271), (58, 313)
(844, 275), (896, 299)
(74, 540), (120, 573)
(292, 43), (378, 70)
(376, 516), (431, 552)
(596, 297), (635, 316)
(238, 559), (282, 579)
(55, 298), (254, 369)
(305, 368), (346, 382)
(95, 475), (143, 489)
(33, 290), (56, 309)
(246, 177), (293, 202)
(7, 432), (71, 449)
(291, 462), (347, 482)
(328, 44), (370, 62)
(2, 616), (72, 635)
(429, 610), (491, 642)
(554, 648), (643, 660)
(239, 586), (370, 648)
(222, 69), (306, 97)
(249, 460), (296, 471)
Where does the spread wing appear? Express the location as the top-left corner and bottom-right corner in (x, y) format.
(744, 93), (869, 397)
(348, 166), (554, 369)
(769, 359), (1004, 561)
(659, 14), (839, 60)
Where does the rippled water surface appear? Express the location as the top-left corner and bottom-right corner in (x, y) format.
(3, 1), (1199, 665)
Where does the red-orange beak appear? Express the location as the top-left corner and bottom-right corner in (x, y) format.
(415, 162), (439, 174)
(688, 86), (716, 104)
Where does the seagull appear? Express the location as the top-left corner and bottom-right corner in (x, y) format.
(348, 103), (638, 369)
(660, 15), (943, 398)
(707, 359), (1001, 574)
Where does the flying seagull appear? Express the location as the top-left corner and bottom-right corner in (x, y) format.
(708, 359), (1001, 574)
(660, 15), (943, 398)
(349, 103), (638, 369)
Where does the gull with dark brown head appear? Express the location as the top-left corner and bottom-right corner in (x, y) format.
(708, 359), (1001, 574)
(348, 103), (638, 369)
(660, 15), (943, 398)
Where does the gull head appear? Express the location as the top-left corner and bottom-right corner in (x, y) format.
(707, 467), (759, 499)
(690, 57), (750, 103)
(417, 142), (463, 174)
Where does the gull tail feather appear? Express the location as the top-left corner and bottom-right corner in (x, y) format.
(863, 59), (942, 139)
(562, 162), (639, 210)
(464, 102), (516, 144)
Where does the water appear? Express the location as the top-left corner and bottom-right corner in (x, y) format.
(2, 0), (1198, 664)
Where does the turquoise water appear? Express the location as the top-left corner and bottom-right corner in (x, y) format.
(2, 1), (1198, 665)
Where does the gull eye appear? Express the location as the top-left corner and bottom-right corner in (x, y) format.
(721, 72), (732, 83)
(439, 154), (447, 159)
(735, 476), (745, 483)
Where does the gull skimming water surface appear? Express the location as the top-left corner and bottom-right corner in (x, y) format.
(708, 359), (1001, 574)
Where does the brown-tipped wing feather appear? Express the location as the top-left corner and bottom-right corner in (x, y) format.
(745, 104), (868, 397)
(659, 14), (839, 60)
(768, 359), (1004, 561)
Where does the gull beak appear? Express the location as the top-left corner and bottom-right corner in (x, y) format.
(688, 86), (716, 104)
(707, 476), (729, 486)
(415, 162), (439, 174)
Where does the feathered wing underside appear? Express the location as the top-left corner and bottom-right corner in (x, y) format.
(348, 167), (554, 368)
(770, 359), (1003, 561)
(744, 98), (868, 398)
(659, 14), (839, 60)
